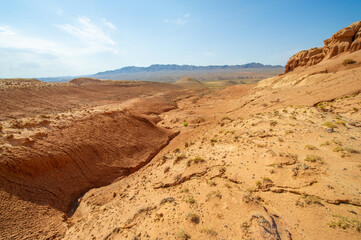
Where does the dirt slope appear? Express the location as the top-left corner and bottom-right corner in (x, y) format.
(62, 76), (361, 240)
(0, 79), (181, 120)
(59, 22), (361, 240)
(0, 79), (185, 240)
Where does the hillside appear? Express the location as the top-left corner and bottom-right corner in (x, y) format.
(0, 21), (360, 240)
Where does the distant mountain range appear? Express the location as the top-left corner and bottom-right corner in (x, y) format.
(94, 63), (283, 76)
(38, 63), (283, 82)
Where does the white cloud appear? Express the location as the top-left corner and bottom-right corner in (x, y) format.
(0, 17), (120, 77)
(0, 25), (63, 55)
(102, 18), (117, 30)
(56, 16), (116, 52)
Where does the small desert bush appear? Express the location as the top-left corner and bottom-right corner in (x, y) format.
(180, 188), (189, 193)
(200, 227), (218, 236)
(305, 145), (318, 150)
(187, 157), (205, 167)
(183, 122), (188, 127)
(187, 212), (200, 223)
(176, 229), (190, 240)
(323, 122), (337, 128)
(304, 155), (322, 163)
(174, 154), (186, 165)
(342, 58), (356, 66)
(333, 146), (344, 152)
(320, 141), (330, 146)
(185, 196), (196, 204)
(328, 214), (361, 231)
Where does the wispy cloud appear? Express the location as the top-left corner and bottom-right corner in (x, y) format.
(102, 18), (117, 30)
(0, 25), (62, 55)
(0, 16), (120, 77)
(56, 16), (116, 52)
(164, 13), (191, 26)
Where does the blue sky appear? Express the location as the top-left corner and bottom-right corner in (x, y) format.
(1, 0), (360, 78)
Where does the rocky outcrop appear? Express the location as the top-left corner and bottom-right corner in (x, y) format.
(285, 21), (361, 73)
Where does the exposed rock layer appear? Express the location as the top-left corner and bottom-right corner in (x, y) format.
(285, 21), (361, 73)
(0, 107), (178, 239)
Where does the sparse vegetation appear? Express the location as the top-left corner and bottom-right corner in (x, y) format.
(180, 188), (189, 193)
(342, 58), (356, 66)
(332, 139), (343, 146)
(304, 155), (323, 163)
(328, 214), (361, 231)
(305, 145), (318, 150)
(176, 229), (190, 240)
(296, 195), (323, 207)
(160, 197), (175, 205)
(320, 141), (330, 146)
(186, 157), (205, 167)
(206, 190), (222, 201)
(187, 212), (200, 223)
(323, 122), (337, 128)
(332, 146), (344, 152)
(185, 196), (196, 204)
(183, 122), (188, 127)
(174, 154), (187, 165)
(269, 120), (277, 127)
(200, 227), (218, 236)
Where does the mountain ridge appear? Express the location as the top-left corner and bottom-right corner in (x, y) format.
(36, 62), (283, 82)
(94, 62), (283, 76)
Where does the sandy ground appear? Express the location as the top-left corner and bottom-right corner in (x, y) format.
(0, 53), (361, 240)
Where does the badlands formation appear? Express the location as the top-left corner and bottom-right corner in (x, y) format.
(0, 21), (361, 240)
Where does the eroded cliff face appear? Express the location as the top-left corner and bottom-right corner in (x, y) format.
(0, 108), (178, 239)
(285, 21), (361, 73)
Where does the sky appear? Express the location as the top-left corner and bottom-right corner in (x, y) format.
(0, 0), (360, 78)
